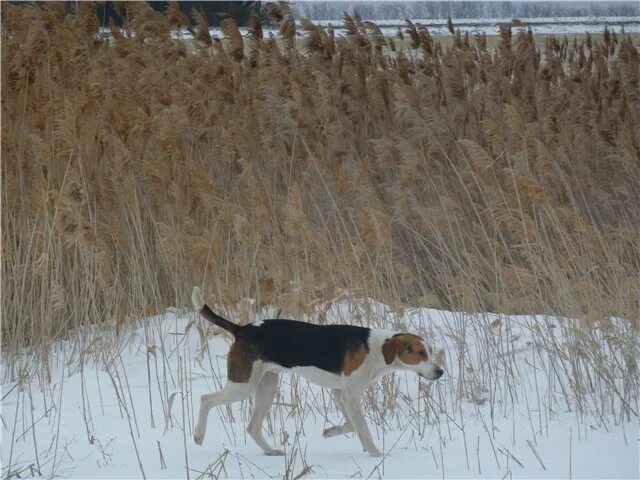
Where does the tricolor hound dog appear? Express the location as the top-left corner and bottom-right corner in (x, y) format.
(191, 287), (444, 457)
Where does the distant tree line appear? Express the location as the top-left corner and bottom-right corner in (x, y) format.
(292, 1), (640, 21)
(10, 1), (261, 27)
(101, 1), (260, 27)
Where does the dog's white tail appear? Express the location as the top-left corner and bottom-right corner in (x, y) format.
(191, 286), (240, 336)
(192, 286), (205, 310)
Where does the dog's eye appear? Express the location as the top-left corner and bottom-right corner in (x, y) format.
(420, 351), (428, 359)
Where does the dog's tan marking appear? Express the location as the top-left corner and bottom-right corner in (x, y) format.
(342, 345), (368, 376)
(227, 340), (260, 382)
(382, 333), (427, 365)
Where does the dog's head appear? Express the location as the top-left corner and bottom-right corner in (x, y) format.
(382, 333), (444, 380)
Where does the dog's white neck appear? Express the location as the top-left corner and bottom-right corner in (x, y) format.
(367, 329), (402, 377)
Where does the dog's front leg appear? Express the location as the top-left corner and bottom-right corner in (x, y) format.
(342, 391), (382, 457)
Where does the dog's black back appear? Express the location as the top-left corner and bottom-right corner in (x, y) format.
(237, 320), (371, 374)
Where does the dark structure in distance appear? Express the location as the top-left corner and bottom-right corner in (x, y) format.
(10, 1), (261, 27)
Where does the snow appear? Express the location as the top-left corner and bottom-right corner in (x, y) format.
(311, 15), (640, 37)
(217, 16), (639, 38)
(334, 16), (640, 36)
(313, 16), (640, 27)
(2, 301), (639, 479)
(98, 16), (639, 43)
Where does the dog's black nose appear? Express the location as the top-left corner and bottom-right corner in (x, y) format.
(435, 368), (444, 378)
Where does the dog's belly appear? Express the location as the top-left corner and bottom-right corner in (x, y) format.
(265, 363), (343, 389)
(293, 366), (344, 388)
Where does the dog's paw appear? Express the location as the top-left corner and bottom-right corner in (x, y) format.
(367, 447), (383, 457)
(323, 425), (342, 438)
(194, 428), (205, 445)
(264, 448), (285, 456)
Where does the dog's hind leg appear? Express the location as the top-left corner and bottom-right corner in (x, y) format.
(323, 389), (355, 438)
(196, 340), (261, 446)
(247, 372), (283, 455)
(194, 382), (253, 445)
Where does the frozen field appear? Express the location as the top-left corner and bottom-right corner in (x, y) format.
(100, 15), (640, 43)
(2, 299), (638, 479)
(311, 16), (640, 36)
(217, 16), (640, 38)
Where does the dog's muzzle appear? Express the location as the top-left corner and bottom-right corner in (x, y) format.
(419, 368), (444, 380)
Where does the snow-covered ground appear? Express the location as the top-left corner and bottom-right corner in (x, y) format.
(2, 300), (638, 479)
(311, 16), (640, 36)
(99, 16), (640, 43)
(221, 16), (639, 38)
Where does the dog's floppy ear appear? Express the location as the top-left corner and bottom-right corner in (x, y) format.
(382, 336), (403, 365)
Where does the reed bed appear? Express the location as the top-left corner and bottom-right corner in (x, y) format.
(2, 2), (639, 359)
